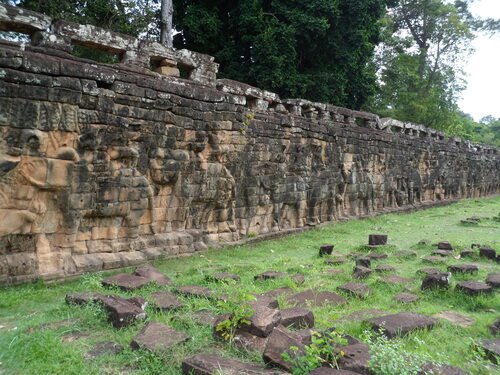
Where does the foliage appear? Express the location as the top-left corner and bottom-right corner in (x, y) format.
(368, 0), (500, 135)
(281, 330), (348, 375)
(363, 330), (434, 375)
(173, 0), (392, 109)
(215, 285), (255, 341)
(452, 114), (500, 147)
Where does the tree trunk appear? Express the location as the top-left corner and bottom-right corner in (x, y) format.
(160, 0), (173, 48)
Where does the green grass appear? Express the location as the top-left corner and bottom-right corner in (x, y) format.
(1, 197), (499, 375)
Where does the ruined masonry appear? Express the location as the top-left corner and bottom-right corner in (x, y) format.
(0, 4), (498, 285)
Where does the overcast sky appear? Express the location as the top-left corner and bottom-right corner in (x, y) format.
(458, 0), (500, 121)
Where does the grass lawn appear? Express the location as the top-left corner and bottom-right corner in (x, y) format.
(0, 197), (499, 375)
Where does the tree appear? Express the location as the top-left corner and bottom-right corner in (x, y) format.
(173, 0), (393, 109)
(160, 0), (173, 47)
(369, 0), (500, 132)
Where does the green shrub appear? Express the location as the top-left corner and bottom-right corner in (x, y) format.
(215, 286), (256, 342)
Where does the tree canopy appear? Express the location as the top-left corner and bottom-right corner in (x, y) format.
(173, 0), (392, 109)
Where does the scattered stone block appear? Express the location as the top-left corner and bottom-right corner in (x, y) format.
(353, 266), (372, 279)
(461, 219), (478, 225)
(367, 253), (388, 260)
(355, 257), (371, 268)
(393, 292), (420, 303)
(324, 268), (346, 275)
(447, 264), (478, 274)
(488, 319), (500, 336)
(368, 234), (388, 246)
(292, 274), (305, 285)
(480, 247), (497, 260)
(66, 292), (104, 305)
(480, 338), (500, 363)
(240, 304), (281, 338)
(433, 311), (475, 328)
(262, 287), (293, 298)
(418, 267), (441, 276)
(348, 252), (364, 259)
(432, 250), (453, 257)
(437, 241), (454, 251)
(374, 265), (396, 273)
(176, 285), (216, 299)
(319, 244), (334, 257)
(420, 362), (469, 375)
(101, 273), (150, 291)
(337, 343), (371, 374)
(131, 321), (188, 353)
(192, 310), (217, 327)
(252, 294), (280, 309)
(211, 272), (240, 282)
(486, 273), (500, 288)
(263, 326), (307, 372)
(87, 341), (123, 358)
(254, 271), (285, 280)
(150, 290), (184, 311)
(133, 264), (171, 286)
(418, 239), (431, 245)
(366, 312), (437, 338)
(338, 282), (372, 298)
(97, 295), (147, 328)
(233, 330), (269, 353)
(287, 289), (347, 308)
(456, 281), (492, 296)
(280, 307), (315, 329)
(182, 353), (283, 375)
(396, 250), (417, 257)
(460, 250), (475, 258)
(421, 272), (451, 290)
(380, 276), (414, 285)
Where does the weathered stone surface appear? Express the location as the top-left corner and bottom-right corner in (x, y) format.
(393, 292), (420, 303)
(480, 247), (497, 260)
(192, 310), (217, 327)
(456, 281), (493, 296)
(325, 257), (347, 265)
(460, 250), (475, 258)
(421, 272), (451, 290)
(423, 256), (447, 264)
(66, 292), (104, 305)
(447, 264), (478, 274)
(420, 362), (469, 375)
(0, 5), (498, 286)
(433, 250), (453, 257)
(319, 244), (334, 257)
(150, 290), (184, 311)
(366, 312), (438, 338)
(433, 311), (475, 327)
(374, 265), (396, 273)
(396, 250), (417, 257)
(489, 319), (500, 336)
(353, 266), (372, 279)
(437, 241), (454, 251)
(287, 289), (347, 308)
(368, 234), (388, 246)
(87, 341), (123, 358)
(334, 309), (386, 323)
(101, 273), (150, 291)
(176, 285), (216, 299)
(263, 326), (307, 371)
(252, 294), (280, 309)
(355, 258), (371, 268)
(182, 353), (284, 375)
(131, 321), (188, 352)
(254, 271), (285, 280)
(280, 307), (315, 329)
(486, 273), (500, 288)
(367, 253), (388, 260)
(98, 295), (147, 328)
(262, 287), (293, 298)
(380, 275), (414, 285)
(337, 343), (372, 374)
(133, 264), (171, 286)
(338, 282), (372, 298)
(418, 267), (442, 276)
(480, 338), (500, 363)
(240, 304), (281, 338)
(233, 330), (269, 353)
(292, 274), (305, 285)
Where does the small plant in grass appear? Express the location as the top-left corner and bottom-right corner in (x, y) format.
(215, 285), (256, 341)
(281, 330), (348, 375)
(363, 330), (435, 375)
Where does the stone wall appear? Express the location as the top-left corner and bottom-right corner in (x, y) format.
(0, 4), (498, 285)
